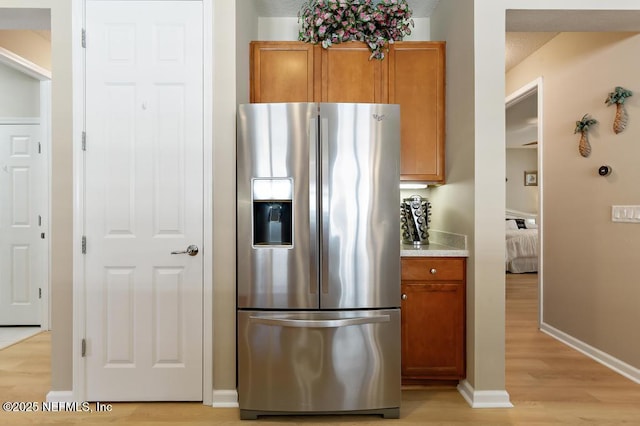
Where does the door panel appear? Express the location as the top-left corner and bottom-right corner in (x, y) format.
(238, 309), (401, 415)
(320, 104), (400, 309)
(85, 1), (203, 401)
(0, 125), (43, 325)
(237, 103), (318, 310)
(320, 43), (388, 103)
(401, 282), (465, 379)
(388, 42), (445, 181)
(250, 42), (317, 103)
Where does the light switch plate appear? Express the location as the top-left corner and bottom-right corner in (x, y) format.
(611, 205), (640, 222)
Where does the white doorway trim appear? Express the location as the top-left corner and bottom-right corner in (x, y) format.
(202, 0), (214, 407)
(0, 51), (52, 331)
(40, 80), (51, 330)
(505, 76), (544, 327)
(70, 0), (85, 405)
(70, 0), (214, 404)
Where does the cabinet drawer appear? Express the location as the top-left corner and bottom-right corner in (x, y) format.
(401, 257), (465, 281)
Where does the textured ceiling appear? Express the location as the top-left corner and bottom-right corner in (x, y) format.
(505, 32), (558, 72)
(507, 10), (640, 32)
(255, 0), (440, 18)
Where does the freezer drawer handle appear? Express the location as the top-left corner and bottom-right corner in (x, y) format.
(249, 315), (390, 328)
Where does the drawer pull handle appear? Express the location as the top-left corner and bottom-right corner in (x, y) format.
(249, 315), (390, 328)
(430, 268), (437, 275)
(401, 293), (407, 300)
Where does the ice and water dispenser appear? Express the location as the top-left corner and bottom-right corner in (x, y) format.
(252, 178), (293, 247)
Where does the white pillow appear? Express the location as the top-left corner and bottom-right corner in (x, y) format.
(505, 220), (518, 230)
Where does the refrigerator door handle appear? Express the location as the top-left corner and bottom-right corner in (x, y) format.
(309, 115), (318, 295)
(249, 314), (390, 328)
(320, 117), (330, 295)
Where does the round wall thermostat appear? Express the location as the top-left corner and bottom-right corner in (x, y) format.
(598, 165), (612, 176)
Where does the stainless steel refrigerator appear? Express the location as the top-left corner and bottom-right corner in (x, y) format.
(236, 103), (401, 420)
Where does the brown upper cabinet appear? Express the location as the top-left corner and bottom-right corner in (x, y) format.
(389, 42), (445, 182)
(250, 41), (317, 103)
(319, 42), (388, 103)
(250, 41), (445, 183)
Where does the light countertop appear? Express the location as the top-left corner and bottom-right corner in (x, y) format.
(400, 230), (469, 257)
(401, 243), (468, 257)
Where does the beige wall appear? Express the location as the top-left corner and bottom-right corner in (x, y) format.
(0, 61), (40, 116)
(431, 0), (509, 393)
(49, 0), (74, 393)
(256, 17), (431, 41)
(212, 0), (239, 395)
(0, 29), (50, 70)
(507, 32), (640, 368)
(236, 0), (258, 104)
(506, 148), (538, 214)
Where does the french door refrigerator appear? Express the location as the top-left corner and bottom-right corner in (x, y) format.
(237, 103), (401, 420)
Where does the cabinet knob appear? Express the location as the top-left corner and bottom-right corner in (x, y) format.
(430, 268), (437, 275)
(401, 293), (407, 300)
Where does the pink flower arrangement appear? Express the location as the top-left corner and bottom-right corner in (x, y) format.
(298, 0), (414, 60)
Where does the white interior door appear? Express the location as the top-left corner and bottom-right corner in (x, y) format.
(0, 124), (44, 325)
(85, 1), (203, 401)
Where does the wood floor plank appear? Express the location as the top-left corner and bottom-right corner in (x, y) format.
(0, 273), (638, 424)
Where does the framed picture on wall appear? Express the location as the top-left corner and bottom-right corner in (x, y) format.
(524, 171), (538, 186)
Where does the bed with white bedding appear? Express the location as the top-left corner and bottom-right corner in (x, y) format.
(505, 210), (538, 273)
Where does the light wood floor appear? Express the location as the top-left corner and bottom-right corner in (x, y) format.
(1, 273), (639, 425)
(0, 327), (41, 350)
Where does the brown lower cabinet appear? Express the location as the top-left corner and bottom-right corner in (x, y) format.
(401, 257), (466, 383)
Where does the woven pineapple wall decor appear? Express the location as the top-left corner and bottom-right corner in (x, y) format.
(605, 86), (633, 134)
(574, 114), (598, 157)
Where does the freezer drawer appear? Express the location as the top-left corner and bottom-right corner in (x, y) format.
(237, 309), (400, 419)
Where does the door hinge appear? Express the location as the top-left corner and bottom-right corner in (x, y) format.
(82, 29), (86, 48)
(39, 288), (42, 299)
(38, 142), (42, 154)
(81, 338), (86, 357)
(81, 236), (87, 254)
(38, 215), (42, 226)
(82, 131), (86, 151)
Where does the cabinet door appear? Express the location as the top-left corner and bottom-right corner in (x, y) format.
(250, 42), (317, 103)
(389, 42), (445, 182)
(320, 42), (388, 103)
(401, 281), (465, 380)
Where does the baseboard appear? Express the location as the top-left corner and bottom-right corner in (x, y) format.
(46, 389), (241, 407)
(46, 389), (240, 406)
(457, 380), (513, 408)
(211, 389), (239, 408)
(46, 390), (75, 403)
(541, 322), (640, 384)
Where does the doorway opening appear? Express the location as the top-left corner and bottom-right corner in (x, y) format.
(0, 9), (51, 333)
(505, 78), (543, 326)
